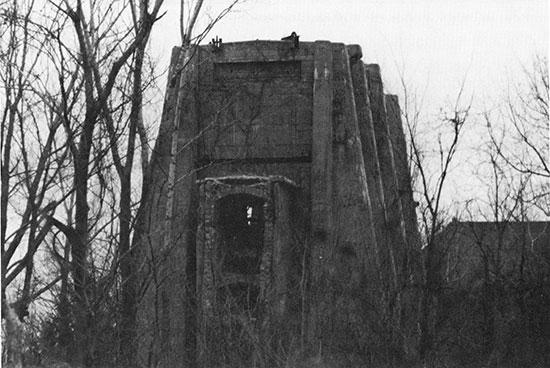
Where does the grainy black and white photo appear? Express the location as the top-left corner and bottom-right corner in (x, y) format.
(1, 1), (548, 367)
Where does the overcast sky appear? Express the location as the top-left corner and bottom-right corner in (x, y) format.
(151, 0), (547, 105)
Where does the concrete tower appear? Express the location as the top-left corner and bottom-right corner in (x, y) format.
(136, 38), (420, 367)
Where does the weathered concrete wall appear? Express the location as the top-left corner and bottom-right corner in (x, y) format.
(365, 64), (408, 311)
(197, 42), (314, 161)
(308, 42), (379, 355)
(138, 39), (420, 367)
(348, 47), (386, 252)
(136, 46), (199, 367)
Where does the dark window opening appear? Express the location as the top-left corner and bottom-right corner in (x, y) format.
(217, 194), (265, 275)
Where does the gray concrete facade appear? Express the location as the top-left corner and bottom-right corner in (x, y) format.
(136, 39), (419, 366)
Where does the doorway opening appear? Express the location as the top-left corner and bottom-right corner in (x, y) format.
(217, 194), (265, 275)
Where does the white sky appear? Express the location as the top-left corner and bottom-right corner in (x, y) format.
(150, 0), (549, 217)
(151, 0), (548, 102)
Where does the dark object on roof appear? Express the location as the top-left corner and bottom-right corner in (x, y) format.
(281, 31), (299, 48)
(210, 35), (222, 52)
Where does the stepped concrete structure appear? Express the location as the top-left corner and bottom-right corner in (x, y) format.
(136, 38), (420, 367)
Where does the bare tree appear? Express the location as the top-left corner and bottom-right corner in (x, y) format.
(1, 1), (75, 365)
(486, 55), (549, 216)
(399, 74), (472, 363)
(43, 1), (165, 365)
(2, 0), (166, 366)
(398, 55), (548, 366)
(459, 55), (550, 364)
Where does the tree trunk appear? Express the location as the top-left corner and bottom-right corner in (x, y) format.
(119, 36), (145, 368)
(71, 111), (96, 367)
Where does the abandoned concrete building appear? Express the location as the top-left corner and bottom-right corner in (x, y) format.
(136, 38), (420, 366)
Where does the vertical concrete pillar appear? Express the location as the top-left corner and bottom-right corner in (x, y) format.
(311, 41), (334, 244)
(195, 180), (213, 367)
(166, 45), (200, 367)
(270, 180), (303, 355)
(348, 46), (386, 272)
(365, 64), (408, 255)
(365, 64), (408, 344)
(331, 43), (377, 265)
(137, 46), (200, 368)
(323, 43), (379, 351)
(308, 40), (333, 347)
(272, 182), (292, 323)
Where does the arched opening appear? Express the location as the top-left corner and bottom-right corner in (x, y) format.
(216, 194), (265, 275)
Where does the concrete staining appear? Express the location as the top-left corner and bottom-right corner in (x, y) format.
(137, 39), (420, 366)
